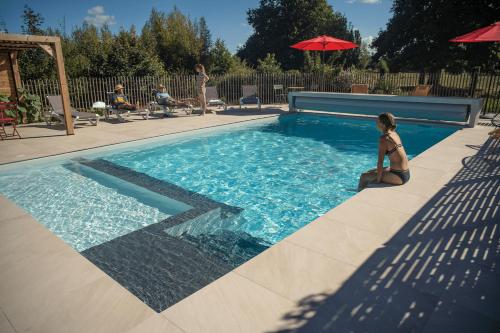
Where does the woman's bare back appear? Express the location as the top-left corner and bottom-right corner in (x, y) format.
(384, 132), (408, 171)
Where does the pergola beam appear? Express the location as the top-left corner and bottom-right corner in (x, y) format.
(0, 33), (60, 44)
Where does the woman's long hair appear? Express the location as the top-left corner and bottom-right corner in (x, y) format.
(195, 64), (206, 73)
(378, 112), (396, 131)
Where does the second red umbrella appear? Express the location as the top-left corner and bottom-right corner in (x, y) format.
(291, 35), (358, 51)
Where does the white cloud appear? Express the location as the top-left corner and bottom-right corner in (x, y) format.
(361, 35), (376, 54)
(84, 6), (116, 27)
(362, 35), (374, 45)
(347, 0), (381, 4)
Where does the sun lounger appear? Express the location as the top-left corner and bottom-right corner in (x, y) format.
(46, 95), (99, 127)
(105, 92), (133, 121)
(273, 84), (287, 103)
(149, 89), (194, 117)
(412, 85), (432, 96)
(206, 86), (227, 111)
(239, 85), (261, 110)
(351, 84), (369, 94)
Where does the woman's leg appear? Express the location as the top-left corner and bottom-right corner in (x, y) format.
(357, 170), (378, 191)
(199, 90), (206, 115)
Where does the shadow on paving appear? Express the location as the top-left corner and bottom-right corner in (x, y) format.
(272, 137), (500, 333)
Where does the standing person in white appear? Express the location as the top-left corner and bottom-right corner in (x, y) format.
(195, 64), (209, 116)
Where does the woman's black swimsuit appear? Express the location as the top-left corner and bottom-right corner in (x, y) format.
(389, 168), (410, 184)
(385, 135), (410, 184)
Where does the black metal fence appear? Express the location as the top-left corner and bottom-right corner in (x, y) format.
(22, 71), (500, 115)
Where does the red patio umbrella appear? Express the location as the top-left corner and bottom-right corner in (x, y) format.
(450, 22), (500, 42)
(291, 35), (358, 64)
(291, 35), (358, 51)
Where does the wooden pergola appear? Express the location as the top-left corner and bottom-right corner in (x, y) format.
(0, 33), (74, 134)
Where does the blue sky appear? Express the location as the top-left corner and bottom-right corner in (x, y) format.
(0, 0), (392, 53)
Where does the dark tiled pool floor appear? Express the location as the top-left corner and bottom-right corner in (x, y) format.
(70, 158), (269, 312)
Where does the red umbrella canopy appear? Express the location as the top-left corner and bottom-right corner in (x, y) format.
(291, 35), (358, 51)
(450, 22), (500, 42)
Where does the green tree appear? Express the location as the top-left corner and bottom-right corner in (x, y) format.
(63, 23), (101, 77)
(256, 53), (282, 73)
(237, 0), (354, 70)
(372, 0), (500, 72)
(197, 17), (212, 69)
(0, 18), (8, 33)
(303, 51), (335, 73)
(21, 5), (44, 35)
(18, 5), (55, 80)
(142, 8), (201, 72)
(210, 39), (233, 75)
(229, 56), (255, 75)
(358, 41), (372, 69)
(106, 26), (165, 76)
(342, 29), (362, 68)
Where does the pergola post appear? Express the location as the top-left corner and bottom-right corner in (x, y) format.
(8, 51), (22, 99)
(51, 38), (74, 135)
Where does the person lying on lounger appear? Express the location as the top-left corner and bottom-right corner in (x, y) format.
(358, 112), (410, 191)
(155, 84), (196, 108)
(111, 84), (137, 111)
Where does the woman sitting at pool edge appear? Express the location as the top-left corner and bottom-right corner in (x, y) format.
(358, 112), (410, 191)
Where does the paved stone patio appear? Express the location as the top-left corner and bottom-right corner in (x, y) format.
(0, 107), (498, 332)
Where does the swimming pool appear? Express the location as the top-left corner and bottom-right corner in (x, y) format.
(0, 113), (458, 311)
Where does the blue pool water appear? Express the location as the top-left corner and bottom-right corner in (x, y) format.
(0, 114), (458, 311)
(0, 114), (456, 251)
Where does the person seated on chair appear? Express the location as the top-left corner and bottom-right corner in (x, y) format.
(358, 112), (410, 191)
(155, 84), (196, 108)
(111, 84), (137, 111)
(156, 84), (176, 106)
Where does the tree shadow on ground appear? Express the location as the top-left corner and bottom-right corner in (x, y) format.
(271, 137), (500, 333)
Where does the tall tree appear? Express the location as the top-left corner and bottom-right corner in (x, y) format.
(18, 5), (55, 80)
(197, 17), (212, 69)
(210, 39), (233, 75)
(142, 8), (200, 72)
(237, 0), (353, 70)
(21, 5), (45, 35)
(372, 0), (500, 72)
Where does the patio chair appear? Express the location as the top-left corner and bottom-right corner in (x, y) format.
(412, 85), (432, 96)
(491, 113), (500, 128)
(46, 95), (99, 127)
(351, 84), (369, 94)
(206, 86), (227, 111)
(239, 85), (261, 110)
(149, 89), (194, 117)
(273, 84), (287, 103)
(105, 92), (132, 121)
(0, 101), (21, 139)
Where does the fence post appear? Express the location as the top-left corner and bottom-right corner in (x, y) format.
(468, 67), (480, 98)
(418, 70), (426, 85)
